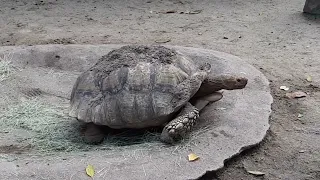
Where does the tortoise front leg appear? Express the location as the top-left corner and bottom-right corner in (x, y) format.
(160, 92), (224, 144)
(173, 63), (211, 109)
(160, 63), (212, 143)
(160, 102), (199, 144)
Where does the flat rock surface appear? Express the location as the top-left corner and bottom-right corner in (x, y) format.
(0, 45), (272, 180)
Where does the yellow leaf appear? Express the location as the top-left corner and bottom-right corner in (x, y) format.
(247, 170), (265, 176)
(86, 164), (95, 177)
(188, 153), (199, 162)
(306, 75), (312, 82)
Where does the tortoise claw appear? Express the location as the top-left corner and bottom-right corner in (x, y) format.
(160, 108), (199, 144)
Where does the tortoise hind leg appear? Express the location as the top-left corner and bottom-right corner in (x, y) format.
(84, 123), (105, 144)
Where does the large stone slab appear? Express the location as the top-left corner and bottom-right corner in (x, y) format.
(0, 44), (272, 180)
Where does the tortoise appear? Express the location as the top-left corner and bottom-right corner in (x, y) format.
(68, 45), (248, 144)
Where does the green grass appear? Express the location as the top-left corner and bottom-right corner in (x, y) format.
(0, 94), (207, 155)
(0, 59), (14, 82)
(0, 98), (82, 152)
(0, 98), (166, 154)
(0, 54), (203, 155)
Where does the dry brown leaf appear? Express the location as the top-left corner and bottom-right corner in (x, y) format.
(247, 170), (265, 176)
(86, 164), (95, 177)
(286, 91), (307, 99)
(188, 153), (199, 162)
(160, 10), (177, 14)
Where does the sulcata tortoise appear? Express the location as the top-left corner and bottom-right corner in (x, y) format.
(69, 45), (248, 144)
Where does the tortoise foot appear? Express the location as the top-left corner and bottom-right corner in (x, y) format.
(84, 123), (105, 144)
(160, 107), (199, 144)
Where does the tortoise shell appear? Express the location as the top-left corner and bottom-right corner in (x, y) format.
(69, 45), (202, 129)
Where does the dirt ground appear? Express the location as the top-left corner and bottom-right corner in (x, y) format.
(0, 0), (319, 179)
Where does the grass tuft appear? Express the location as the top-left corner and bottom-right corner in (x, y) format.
(0, 59), (14, 82)
(0, 53), (16, 82)
(0, 98), (167, 154)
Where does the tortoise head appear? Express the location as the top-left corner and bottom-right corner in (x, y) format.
(218, 75), (248, 90)
(193, 74), (248, 98)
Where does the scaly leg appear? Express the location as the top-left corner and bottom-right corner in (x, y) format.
(172, 63), (211, 109)
(192, 92), (223, 110)
(160, 102), (199, 144)
(160, 92), (223, 144)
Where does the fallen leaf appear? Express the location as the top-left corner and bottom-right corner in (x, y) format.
(86, 164), (95, 177)
(286, 91), (307, 99)
(188, 153), (199, 162)
(280, 86), (289, 91)
(187, 10), (202, 14)
(160, 10), (177, 14)
(306, 75), (312, 82)
(247, 170), (265, 176)
(180, 10), (202, 14)
(155, 38), (171, 43)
